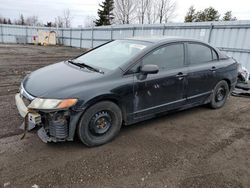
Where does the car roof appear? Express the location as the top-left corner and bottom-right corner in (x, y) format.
(126, 36), (204, 44)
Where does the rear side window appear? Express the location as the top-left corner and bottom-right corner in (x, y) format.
(142, 43), (184, 71)
(188, 43), (214, 65)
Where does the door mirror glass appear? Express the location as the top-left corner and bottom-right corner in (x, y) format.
(140, 64), (159, 75)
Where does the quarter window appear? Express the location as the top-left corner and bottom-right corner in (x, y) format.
(142, 43), (184, 71)
(212, 49), (218, 60)
(188, 43), (213, 64)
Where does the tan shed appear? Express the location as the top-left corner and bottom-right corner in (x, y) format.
(38, 30), (56, 45)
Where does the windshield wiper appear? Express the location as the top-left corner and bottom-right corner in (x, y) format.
(68, 60), (104, 74)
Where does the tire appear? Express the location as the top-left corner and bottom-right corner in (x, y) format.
(210, 80), (230, 109)
(77, 101), (122, 147)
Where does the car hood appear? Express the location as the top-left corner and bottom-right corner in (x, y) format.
(23, 61), (103, 98)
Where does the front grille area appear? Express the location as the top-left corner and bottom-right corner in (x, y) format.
(49, 118), (68, 139)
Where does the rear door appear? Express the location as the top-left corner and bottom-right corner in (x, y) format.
(186, 42), (219, 103)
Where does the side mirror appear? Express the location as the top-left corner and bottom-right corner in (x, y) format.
(140, 64), (159, 75)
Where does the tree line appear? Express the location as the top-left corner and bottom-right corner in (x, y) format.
(0, 1), (238, 28)
(184, 6), (237, 22)
(0, 9), (72, 28)
(94, 0), (177, 26)
(95, 0), (237, 26)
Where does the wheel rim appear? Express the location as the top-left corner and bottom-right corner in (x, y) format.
(215, 86), (226, 102)
(89, 111), (112, 135)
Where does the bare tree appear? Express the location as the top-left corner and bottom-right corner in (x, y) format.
(137, 0), (150, 24)
(146, 0), (152, 24)
(114, 0), (137, 24)
(63, 9), (72, 28)
(25, 15), (39, 26)
(136, 0), (176, 24)
(113, 0), (176, 24)
(156, 0), (176, 23)
(145, 0), (159, 24)
(83, 15), (96, 28)
(53, 9), (73, 28)
(55, 16), (64, 28)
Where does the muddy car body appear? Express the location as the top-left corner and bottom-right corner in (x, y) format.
(15, 37), (238, 146)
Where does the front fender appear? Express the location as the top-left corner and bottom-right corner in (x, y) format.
(79, 93), (122, 111)
(68, 93), (123, 140)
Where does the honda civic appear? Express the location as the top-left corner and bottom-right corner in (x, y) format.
(15, 37), (238, 147)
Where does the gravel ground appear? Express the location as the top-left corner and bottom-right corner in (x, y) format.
(0, 44), (249, 188)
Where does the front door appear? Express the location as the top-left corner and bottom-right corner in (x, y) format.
(133, 43), (187, 119)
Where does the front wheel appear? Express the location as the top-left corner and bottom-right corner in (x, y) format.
(210, 80), (229, 109)
(77, 101), (122, 147)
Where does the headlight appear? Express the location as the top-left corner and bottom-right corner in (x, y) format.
(28, 98), (78, 110)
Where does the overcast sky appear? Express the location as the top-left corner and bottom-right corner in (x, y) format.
(0, 0), (249, 27)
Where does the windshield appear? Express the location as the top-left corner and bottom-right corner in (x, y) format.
(76, 40), (150, 70)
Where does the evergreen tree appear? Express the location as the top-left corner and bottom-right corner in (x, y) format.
(7, 18), (12, 25)
(195, 7), (220, 22)
(20, 14), (25, 25)
(3, 18), (7, 24)
(222, 11), (237, 21)
(94, 0), (114, 26)
(195, 11), (206, 22)
(184, 6), (196, 22)
(204, 7), (220, 21)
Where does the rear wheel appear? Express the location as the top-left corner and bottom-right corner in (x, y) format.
(77, 101), (122, 147)
(210, 80), (229, 109)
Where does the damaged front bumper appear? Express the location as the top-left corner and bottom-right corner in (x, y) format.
(15, 93), (29, 118)
(15, 93), (82, 143)
(15, 93), (41, 131)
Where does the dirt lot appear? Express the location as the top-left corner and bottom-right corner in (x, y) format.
(0, 44), (249, 188)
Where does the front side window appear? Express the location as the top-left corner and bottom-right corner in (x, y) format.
(188, 43), (213, 64)
(76, 40), (150, 70)
(142, 43), (184, 71)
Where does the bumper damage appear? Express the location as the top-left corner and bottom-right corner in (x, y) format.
(15, 93), (28, 118)
(15, 93), (81, 143)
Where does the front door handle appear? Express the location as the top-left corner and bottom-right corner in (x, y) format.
(210, 66), (217, 71)
(175, 72), (187, 80)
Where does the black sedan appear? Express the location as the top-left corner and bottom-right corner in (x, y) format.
(15, 37), (238, 147)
